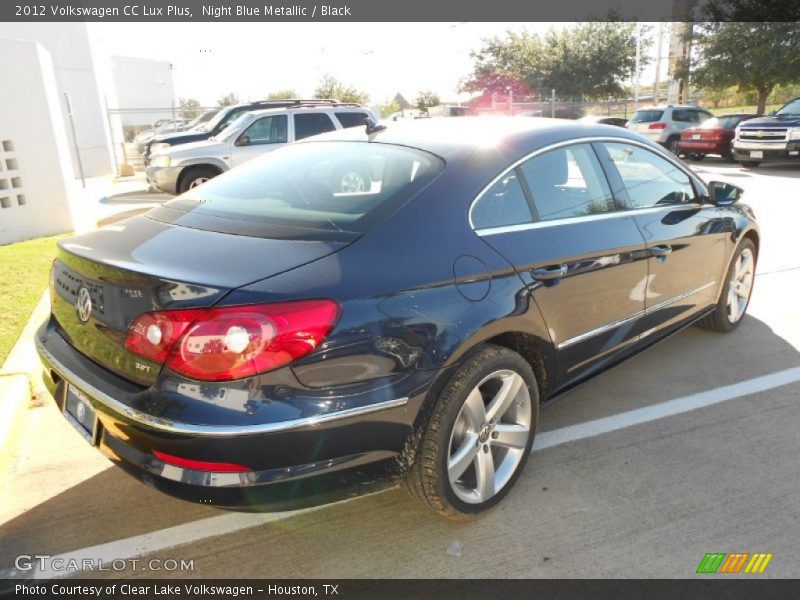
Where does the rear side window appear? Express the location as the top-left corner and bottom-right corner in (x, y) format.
(519, 144), (615, 221)
(335, 112), (370, 128)
(671, 109), (694, 122)
(630, 110), (663, 123)
(240, 115), (288, 145)
(164, 141), (444, 236)
(604, 142), (696, 209)
(294, 113), (336, 140)
(471, 172), (533, 230)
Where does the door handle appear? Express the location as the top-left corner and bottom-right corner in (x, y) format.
(531, 265), (568, 281)
(649, 245), (673, 258)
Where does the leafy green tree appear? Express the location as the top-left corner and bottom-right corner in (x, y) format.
(379, 101), (401, 118)
(266, 89), (299, 101)
(691, 21), (800, 114)
(313, 74), (369, 105)
(178, 98), (203, 119)
(416, 91), (441, 112)
(462, 23), (648, 101)
(217, 93), (240, 107)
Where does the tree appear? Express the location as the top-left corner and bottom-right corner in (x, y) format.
(178, 98), (202, 119)
(313, 74), (369, 105)
(416, 91), (441, 112)
(217, 93), (240, 107)
(461, 23), (648, 101)
(379, 101), (401, 118)
(266, 89), (299, 101)
(691, 22), (800, 114)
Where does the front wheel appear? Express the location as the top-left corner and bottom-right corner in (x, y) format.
(178, 166), (219, 194)
(407, 345), (539, 518)
(698, 238), (756, 332)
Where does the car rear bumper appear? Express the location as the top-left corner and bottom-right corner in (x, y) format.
(36, 321), (426, 511)
(145, 165), (181, 194)
(676, 140), (728, 155)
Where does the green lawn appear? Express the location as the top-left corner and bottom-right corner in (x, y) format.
(0, 235), (65, 366)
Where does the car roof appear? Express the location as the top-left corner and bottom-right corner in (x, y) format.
(307, 116), (647, 159)
(244, 105), (370, 118)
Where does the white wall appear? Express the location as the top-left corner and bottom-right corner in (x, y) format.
(112, 56), (176, 127)
(0, 23), (116, 177)
(0, 39), (75, 244)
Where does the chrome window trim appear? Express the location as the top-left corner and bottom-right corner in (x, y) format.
(557, 281), (715, 350)
(469, 135), (707, 235)
(36, 337), (408, 438)
(477, 203), (705, 236)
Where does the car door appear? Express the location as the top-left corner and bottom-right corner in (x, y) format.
(472, 142), (650, 386)
(229, 114), (289, 168)
(599, 140), (729, 338)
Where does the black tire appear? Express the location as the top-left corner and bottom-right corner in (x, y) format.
(665, 136), (679, 155)
(178, 166), (219, 194)
(698, 238), (757, 332)
(406, 344), (539, 518)
(687, 153), (705, 162)
(739, 161), (762, 169)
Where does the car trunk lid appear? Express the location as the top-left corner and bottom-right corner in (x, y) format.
(50, 215), (348, 385)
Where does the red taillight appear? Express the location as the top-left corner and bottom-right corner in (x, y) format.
(648, 122), (667, 130)
(125, 300), (339, 381)
(152, 450), (251, 473)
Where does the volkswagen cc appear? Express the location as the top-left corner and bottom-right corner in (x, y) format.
(37, 118), (759, 517)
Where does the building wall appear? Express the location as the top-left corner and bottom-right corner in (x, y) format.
(112, 56), (176, 127)
(0, 39), (75, 244)
(0, 22), (116, 177)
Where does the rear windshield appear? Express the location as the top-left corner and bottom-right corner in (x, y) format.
(630, 110), (664, 123)
(160, 141), (444, 238)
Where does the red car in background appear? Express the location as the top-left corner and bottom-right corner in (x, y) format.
(678, 113), (758, 161)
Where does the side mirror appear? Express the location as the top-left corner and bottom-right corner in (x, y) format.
(235, 135), (250, 147)
(769, 110), (777, 116)
(708, 181), (743, 206)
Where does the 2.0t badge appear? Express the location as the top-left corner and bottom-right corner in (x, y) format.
(76, 287), (92, 323)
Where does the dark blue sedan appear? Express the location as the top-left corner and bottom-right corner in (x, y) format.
(37, 117), (759, 517)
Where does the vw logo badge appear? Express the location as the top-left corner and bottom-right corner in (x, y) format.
(76, 401), (86, 422)
(76, 287), (92, 323)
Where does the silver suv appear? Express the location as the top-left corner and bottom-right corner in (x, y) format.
(626, 105), (713, 154)
(146, 104), (377, 194)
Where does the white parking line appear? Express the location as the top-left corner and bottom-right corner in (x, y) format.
(22, 365), (800, 579)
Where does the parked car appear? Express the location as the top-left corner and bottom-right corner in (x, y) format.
(577, 115), (628, 127)
(732, 97), (800, 168)
(134, 119), (189, 153)
(677, 113), (758, 161)
(37, 118), (758, 517)
(146, 105), (376, 194)
(143, 99), (347, 165)
(626, 105), (714, 153)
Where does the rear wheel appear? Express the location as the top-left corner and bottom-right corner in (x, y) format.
(178, 166), (220, 194)
(687, 153), (705, 161)
(665, 136), (679, 154)
(407, 345), (538, 518)
(698, 238), (756, 332)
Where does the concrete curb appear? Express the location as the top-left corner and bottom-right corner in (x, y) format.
(0, 290), (50, 479)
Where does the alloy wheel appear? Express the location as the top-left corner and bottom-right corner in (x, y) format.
(727, 247), (754, 323)
(447, 369), (532, 504)
(189, 177), (210, 189)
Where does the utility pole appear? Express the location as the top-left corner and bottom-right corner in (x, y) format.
(653, 22), (664, 105)
(634, 23), (641, 105)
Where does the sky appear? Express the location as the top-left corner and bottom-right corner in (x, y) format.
(93, 22), (668, 107)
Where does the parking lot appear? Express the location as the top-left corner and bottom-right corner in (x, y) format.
(1, 158), (799, 579)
